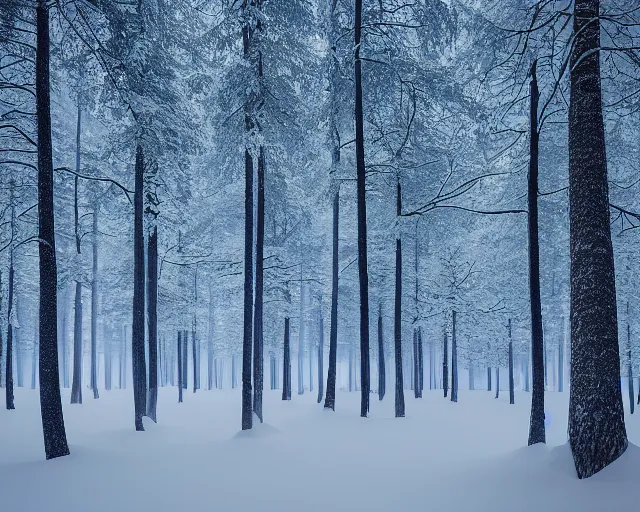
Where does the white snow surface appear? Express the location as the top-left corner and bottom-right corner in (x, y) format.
(1, 388), (638, 511)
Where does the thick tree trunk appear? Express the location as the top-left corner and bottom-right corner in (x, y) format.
(146, 226), (158, 421)
(317, 314), (324, 403)
(627, 317), (634, 415)
(132, 143), (147, 431)
(558, 316), (564, 392)
(568, 0), (627, 479)
(36, 0), (69, 459)
(451, 311), (458, 403)
(282, 317), (291, 401)
(354, 0), (371, 418)
(377, 305), (385, 400)
(324, 191), (339, 411)
(90, 208), (99, 400)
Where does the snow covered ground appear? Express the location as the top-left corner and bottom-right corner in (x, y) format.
(1, 387), (638, 511)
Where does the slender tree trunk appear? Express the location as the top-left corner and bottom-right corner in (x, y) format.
(568, 0), (627, 479)
(627, 312), (634, 415)
(208, 286), (214, 391)
(90, 208), (99, 400)
(317, 314), (324, 403)
(495, 367), (500, 399)
(558, 316), (564, 392)
(36, 0), (69, 458)
(378, 305), (385, 400)
(182, 330), (188, 390)
(253, 147), (265, 421)
(451, 310), (458, 403)
(70, 101), (83, 405)
(241, 146), (254, 430)
(487, 366), (492, 391)
(298, 279), (305, 395)
(192, 324), (197, 393)
(354, 0), (371, 417)
(527, 61), (545, 445)
(508, 319), (514, 405)
(394, 179), (405, 417)
(132, 143), (147, 431)
(418, 328), (423, 395)
(31, 322), (38, 390)
(282, 317), (291, 401)
(413, 329), (419, 398)
(324, 191), (339, 411)
(6, 257), (15, 410)
(177, 331), (183, 403)
(146, 226), (158, 421)
(443, 330), (448, 398)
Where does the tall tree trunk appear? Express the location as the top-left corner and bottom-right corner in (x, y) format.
(317, 313), (324, 403)
(508, 319), (514, 405)
(298, 279), (305, 395)
(568, 0), (627, 479)
(394, 178), (405, 417)
(192, 324), (197, 393)
(241, 147), (254, 430)
(253, 148), (265, 421)
(70, 101), (83, 406)
(146, 226), (158, 421)
(495, 367), (500, 399)
(354, 0), (371, 418)
(90, 208), (99, 400)
(324, 191), (339, 411)
(282, 317), (291, 401)
(36, 0), (69, 459)
(418, 327), (423, 395)
(627, 308), (634, 415)
(208, 285), (214, 391)
(177, 331), (183, 403)
(377, 305), (385, 400)
(132, 143), (147, 432)
(558, 316), (564, 392)
(451, 310), (458, 403)
(443, 330), (448, 398)
(6, 257), (15, 410)
(32, 323), (38, 390)
(413, 329), (419, 398)
(487, 366), (492, 391)
(527, 60), (545, 445)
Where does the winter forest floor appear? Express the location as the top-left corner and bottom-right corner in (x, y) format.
(1, 388), (639, 511)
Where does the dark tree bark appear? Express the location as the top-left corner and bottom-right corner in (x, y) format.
(627, 313), (634, 415)
(192, 325), (197, 393)
(298, 280), (305, 395)
(317, 314), (324, 403)
(377, 305), (385, 400)
(182, 330), (188, 390)
(0, 269), (3, 389)
(146, 226), (158, 422)
(282, 317), (291, 401)
(487, 366), (492, 392)
(508, 319), (514, 405)
(177, 331), (183, 403)
(418, 328), (423, 395)
(451, 310), (458, 403)
(443, 330), (448, 398)
(413, 329), (419, 398)
(495, 367), (500, 399)
(527, 61), (545, 446)
(70, 102), (83, 406)
(568, 0), (627, 479)
(36, 0), (69, 459)
(394, 178), (405, 417)
(253, 147), (265, 422)
(132, 143), (147, 431)
(558, 316), (564, 393)
(5, 258), (15, 410)
(90, 207), (99, 400)
(241, 146), (254, 429)
(355, 0), (370, 417)
(324, 190), (339, 411)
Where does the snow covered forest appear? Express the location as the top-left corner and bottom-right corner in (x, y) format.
(1, 0), (640, 509)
